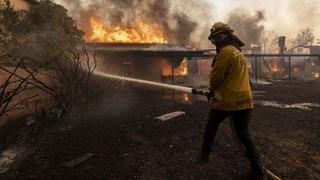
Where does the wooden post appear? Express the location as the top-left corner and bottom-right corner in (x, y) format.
(288, 56), (291, 81)
(171, 58), (175, 99)
(171, 58), (175, 85)
(255, 56), (258, 83)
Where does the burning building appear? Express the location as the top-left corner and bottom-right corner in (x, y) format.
(81, 16), (205, 82)
(83, 43), (204, 82)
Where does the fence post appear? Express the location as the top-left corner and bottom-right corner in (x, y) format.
(171, 58), (175, 85)
(171, 58), (175, 99)
(255, 56), (258, 83)
(288, 56), (291, 81)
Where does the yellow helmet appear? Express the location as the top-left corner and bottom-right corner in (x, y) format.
(208, 22), (233, 40)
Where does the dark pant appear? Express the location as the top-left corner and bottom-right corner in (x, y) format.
(202, 109), (265, 174)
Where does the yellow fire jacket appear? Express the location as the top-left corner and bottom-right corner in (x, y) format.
(209, 45), (253, 111)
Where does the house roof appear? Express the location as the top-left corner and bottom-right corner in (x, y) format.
(80, 43), (206, 57)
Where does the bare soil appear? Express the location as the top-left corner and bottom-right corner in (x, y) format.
(0, 80), (319, 179)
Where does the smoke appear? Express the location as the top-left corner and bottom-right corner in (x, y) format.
(52, 0), (214, 47)
(227, 9), (265, 47)
(215, 0), (320, 43)
(287, 0), (320, 38)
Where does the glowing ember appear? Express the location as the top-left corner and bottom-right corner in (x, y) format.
(270, 61), (283, 73)
(162, 59), (188, 76)
(312, 72), (320, 78)
(183, 93), (190, 102)
(85, 16), (167, 43)
(293, 67), (299, 72)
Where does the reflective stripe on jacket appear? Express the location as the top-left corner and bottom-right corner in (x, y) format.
(209, 45), (253, 111)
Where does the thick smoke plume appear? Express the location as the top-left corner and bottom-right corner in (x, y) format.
(217, 0), (320, 39)
(227, 9), (265, 47)
(52, 0), (213, 47)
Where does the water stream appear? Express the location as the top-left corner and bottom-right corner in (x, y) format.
(94, 71), (193, 93)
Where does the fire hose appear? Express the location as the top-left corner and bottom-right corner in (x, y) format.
(192, 88), (282, 180)
(93, 70), (281, 179)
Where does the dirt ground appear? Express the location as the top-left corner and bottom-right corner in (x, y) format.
(0, 80), (319, 179)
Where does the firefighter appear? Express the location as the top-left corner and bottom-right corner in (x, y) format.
(200, 22), (266, 179)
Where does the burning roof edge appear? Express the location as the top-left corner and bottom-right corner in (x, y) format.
(79, 43), (206, 57)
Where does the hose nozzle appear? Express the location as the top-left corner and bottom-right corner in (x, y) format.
(192, 88), (209, 96)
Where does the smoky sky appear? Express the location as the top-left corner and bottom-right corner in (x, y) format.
(227, 10), (265, 47)
(216, 0), (320, 41)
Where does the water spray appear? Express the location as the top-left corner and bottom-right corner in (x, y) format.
(94, 70), (207, 95)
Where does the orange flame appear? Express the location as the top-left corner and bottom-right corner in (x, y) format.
(312, 72), (320, 78)
(85, 16), (167, 43)
(270, 61), (283, 73)
(162, 59), (188, 76)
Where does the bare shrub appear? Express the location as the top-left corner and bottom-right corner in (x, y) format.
(0, 57), (38, 118)
(34, 49), (97, 121)
(0, 49), (97, 121)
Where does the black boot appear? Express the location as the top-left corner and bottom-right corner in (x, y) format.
(251, 168), (268, 180)
(199, 151), (210, 163)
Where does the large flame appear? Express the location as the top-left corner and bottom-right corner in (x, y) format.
(162, 59), (188, 76)
(85, 16), (167, 43)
